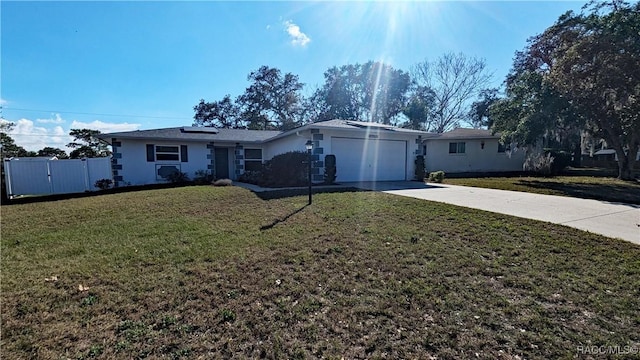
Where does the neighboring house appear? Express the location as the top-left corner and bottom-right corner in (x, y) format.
(98, 121), (526, 187)
(580, 134), (640, 168)
(422, 128), (527, 174)
(582, 148), (640, 168)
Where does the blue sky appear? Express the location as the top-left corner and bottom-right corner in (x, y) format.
(2, 1), (589, 151)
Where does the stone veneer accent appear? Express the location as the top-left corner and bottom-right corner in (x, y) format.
(234, 144), (244, 177)
(310, 130), (324, 182)
(111, 138), (123, 187)
(415, 135), (423, 155)
(206, 142), (215, 177)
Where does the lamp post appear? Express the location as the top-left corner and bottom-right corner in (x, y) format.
(305, 140), (313, 205)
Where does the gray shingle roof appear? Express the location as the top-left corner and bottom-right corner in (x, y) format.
(99, 127), (282, 143)
(99, 120), (435, 145)
(311, 119), (432, 134)
(265, 119), (434, 142)
(433, 128), (500, 140)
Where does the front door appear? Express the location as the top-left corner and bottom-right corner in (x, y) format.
(214, 148), (229, 179)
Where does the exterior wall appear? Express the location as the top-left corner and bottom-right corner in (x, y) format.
(264, 133), (321, 180)
(116, 139), (211, 186)
(425, 138), (526, 173)
(320, 129), (422, 182)
(264, 129), (423, 182)
(264, 134), (309, 160)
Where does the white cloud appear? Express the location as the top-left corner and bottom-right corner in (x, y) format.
(7, 118), (72, 152)
(2, 117), (141, 152)
(70, 120), (140, 134)
(36, 113), (65, 124)
(0, 98), (7, 105)
(284, 20), (311, 47)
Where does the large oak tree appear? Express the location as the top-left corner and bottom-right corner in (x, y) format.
(193, 95), (242, 129)
(491, 0), (639, 179)
(311, 61), (411, 124)
(238, 66), (305, 131)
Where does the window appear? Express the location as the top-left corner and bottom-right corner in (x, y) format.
(147, 145), (188, 162)
(498, 142), (510, 153)
(244, 148), (263, 172)
(449, 142), (465, 154)
(155, 146), (180, 161)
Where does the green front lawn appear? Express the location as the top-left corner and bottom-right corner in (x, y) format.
(444, 176), (640, 204)
(2, 186), (639, 359)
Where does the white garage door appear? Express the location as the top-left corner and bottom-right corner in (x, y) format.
(331, 137), (407, 182)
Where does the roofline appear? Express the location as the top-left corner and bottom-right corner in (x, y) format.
(97, 127), (280, 144)
(98, 121), (433, 145)
(426, 135), (501, 141)
(265, 120), (433, 142)
(98, 134), (269, 145)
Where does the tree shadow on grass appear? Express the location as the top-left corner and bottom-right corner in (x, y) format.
(517, 180), (640, 205)
(260, 204), (309, 230)
(257, 187), (367, 230)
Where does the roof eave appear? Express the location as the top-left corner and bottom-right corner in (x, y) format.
(98, 133), (274, 144)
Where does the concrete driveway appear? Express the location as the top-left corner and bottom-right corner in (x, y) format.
(352, 181), (640, 245)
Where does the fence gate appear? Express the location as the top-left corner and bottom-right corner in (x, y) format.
(3, 157), (112, 198)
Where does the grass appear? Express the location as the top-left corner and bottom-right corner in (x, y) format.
(2, 186), (639, 359)
(444, 175), (640, 204)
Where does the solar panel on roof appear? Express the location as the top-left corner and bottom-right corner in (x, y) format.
(345, 121), (393, 129)
(181, 127), (219, 134)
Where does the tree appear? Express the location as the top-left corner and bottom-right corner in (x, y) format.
(1, 121), (34, 201)
(0, 122), (33, 159)
(401, 85), (437, 130)
(312, 61), (411, 124)
(412, 52), (493, 132)
(491, 0), (639, 179)
(490, 71), (583, 151)
(312, 63), (364, 121)
(237, 66), (305, 130)
(467, 88), (500, 129)
(37, 147), (69, 159)
(69, 146), (99, 159)
(67, 129), (110, 158)
(193, 95), (243, 128)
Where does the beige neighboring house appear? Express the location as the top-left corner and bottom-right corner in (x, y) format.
(423, 128), (527, 174)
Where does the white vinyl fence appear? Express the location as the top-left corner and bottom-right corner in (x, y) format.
(3, 157), (112, 198)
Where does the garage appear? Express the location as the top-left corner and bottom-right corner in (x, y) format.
(331, 137), (407, 182)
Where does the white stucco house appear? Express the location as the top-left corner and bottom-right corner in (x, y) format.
(98, 120), (526, 187)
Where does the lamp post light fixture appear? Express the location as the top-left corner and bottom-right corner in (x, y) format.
(305, 140), (313, 205)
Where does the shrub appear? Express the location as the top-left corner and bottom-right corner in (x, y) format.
(213, 178), (233, 186)
(415, 155), (425, 181)
(165, 171), (190, 184)
(237, 151), (310, 187)
(262, 151), (308, 187)
(94, 178), (113, 190)
(238, 170), (264, 185)
(428, 171), (445, 183)
(523, 153), (554, 176)
(193, 170), (214, 185)
(544, 149), (571, 174)
(324, 154), (337, 184)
